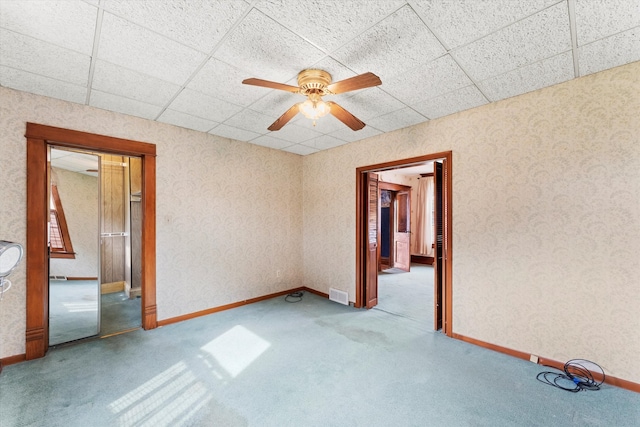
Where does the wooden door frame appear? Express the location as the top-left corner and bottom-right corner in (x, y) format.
(25, 123), (157, 360)
(356, 151), (453, 336)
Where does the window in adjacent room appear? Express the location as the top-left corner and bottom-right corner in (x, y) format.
(49, 184), (75, 259)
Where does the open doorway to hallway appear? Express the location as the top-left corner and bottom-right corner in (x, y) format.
(356, 152), (452, 336)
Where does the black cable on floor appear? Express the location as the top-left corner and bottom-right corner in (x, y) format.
(536, 359), (605, 392)
(285, 291), (303, 303)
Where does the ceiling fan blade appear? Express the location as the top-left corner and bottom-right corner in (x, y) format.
(327, 101), (365, 130)
(268, 104), (300, 131)
(327, 72), (382, 95)
(242, 78), (300, 93)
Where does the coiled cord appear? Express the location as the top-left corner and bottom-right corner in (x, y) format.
(536, 359), (605, 392)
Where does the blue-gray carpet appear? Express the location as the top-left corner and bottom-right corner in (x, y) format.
(1, 292), (638, 426)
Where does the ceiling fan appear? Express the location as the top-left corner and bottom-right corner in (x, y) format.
(242, 69), (382, 131)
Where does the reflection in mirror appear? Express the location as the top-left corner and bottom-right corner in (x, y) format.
(49, 148), (100, 345)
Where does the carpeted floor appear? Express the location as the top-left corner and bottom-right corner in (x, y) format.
(376, 263), (433, 324)
(1, 290), (638, 426)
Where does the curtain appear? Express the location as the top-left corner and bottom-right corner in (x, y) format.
(414, 176), (434, 256)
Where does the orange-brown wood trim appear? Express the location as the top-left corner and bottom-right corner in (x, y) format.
(0, 353), (27, 373)
(157, 287), (308, 327)
(355, 151), (453, 336)
(303, 287), (330, 299)
(65, 277), (99, 281)
(378, 181), (411, 192)
(26, 123), (156, 157)
(453, 333), (640, 394)
(25, 123), (157, 361)
(141, 155), (157, 330)
(410, 255), (434, 265)
(26, 137), (49, 359)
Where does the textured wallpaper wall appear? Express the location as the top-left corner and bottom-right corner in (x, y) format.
(49, 167), (100, 278)
(302, 62), (640, 383)
(0, 88), (303, 358)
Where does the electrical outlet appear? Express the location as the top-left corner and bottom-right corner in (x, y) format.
(530, 354), (539, 364)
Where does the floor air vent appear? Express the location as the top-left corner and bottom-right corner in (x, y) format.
(329, 288), (349, 306)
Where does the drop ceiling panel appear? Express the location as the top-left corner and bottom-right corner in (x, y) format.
(254, 0), (405, 52)
(168, 88), (243, 123)
(478, 51), (574, 102)
(411, 0), (558, 49)
(213, 9), (326, 82)
(383, 55), (473, 105)
(578, 28), (640, 76)
(224, 108), (278, 135)
(301, 135), (350, 151)
(92, 60), (181, 106)
(575, 0), (640, 46)
(0, 66), (87, 104)
(98, 12), (206, 84)
(271, 123), (323, 144)
(101, 0), (250, 53)
(0, 0), (97, 55)
(414, 85), (487, 120)
(282, 144), (318, 156)
(89, 90), (163, 120)
(366, 107), (427, 133)
(1, 1), (637, 156)
(157, 109), (218, 133)
(453, 2), (571, 81)
(330, 125), (383, 143)
(250, 135), (293, 150)
(188, 58), (266, 107)
(0, 29), (90, 86)
(335, 88), (405, 121)
(209, 124), (262, 142)
(333, 5), (445, 80)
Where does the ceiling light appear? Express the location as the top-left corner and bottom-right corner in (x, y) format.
(298, 93), (331, 125)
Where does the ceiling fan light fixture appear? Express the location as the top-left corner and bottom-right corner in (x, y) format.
(299, 97), (331, 121)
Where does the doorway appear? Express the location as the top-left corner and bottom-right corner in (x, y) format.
(48, 147), (143, 345)
(355, 152), (452, 336)
(25, 123), (157, 360)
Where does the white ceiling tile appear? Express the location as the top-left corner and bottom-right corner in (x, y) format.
(269, 123), (322, 144)
(330, 125), (383, 143)
(250, 135), (293, 150)
(0, 66), (87, 104)
(413, 85), (487, 120)
(92, 60), (181, 106)
(383, 54), (472, 105)
(188, 58), (266, 107)
(333, 88), (405, 122)
(168, 88), (243, 123)
(281, 144), (318, 156)
(453, 2), (571, 82)
(101, 0), (250, 53)
(210, 124), (262, 142)
(0, 0), (97, 55)
(575, 0), (640, 46)
(255, 0), (405, 52)
(213, 9), (325, 82)
(411, 0), (558, 49)
(366, 107), (427, 133)
(98, 12), (206, 85)
(478, 51), (574, 102)
(89, 90), (163, 120)
(249, 90), (304, 120)
(157, 109), (218, 133)
(578, 27), (640, 76)
(332, 5), (446, 81)
(0, 29), (90, 86)
(224, 109), (278, 134)
(301, 135), (349, 151)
